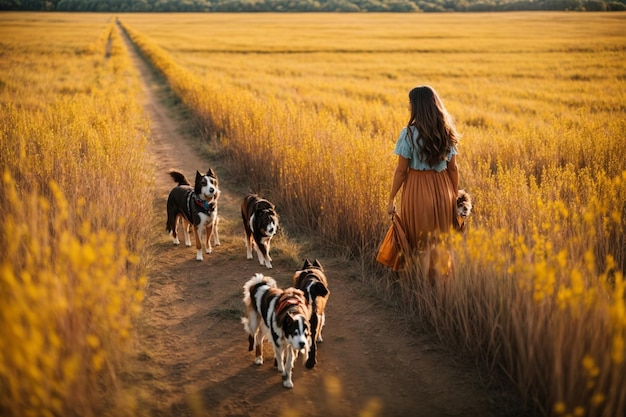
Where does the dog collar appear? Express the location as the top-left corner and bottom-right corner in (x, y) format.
(194, 197), (211, 211)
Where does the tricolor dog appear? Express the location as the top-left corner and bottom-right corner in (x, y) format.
(241, 194), (279, 269)
(455, 189), (473, 232)
(242, 273), (311, 389)
(292, 259), (330, 369)
(166, 169), (220, 261)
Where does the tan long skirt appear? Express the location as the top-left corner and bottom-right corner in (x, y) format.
(400, 168), (456, 252)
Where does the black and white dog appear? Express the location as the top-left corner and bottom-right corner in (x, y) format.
(455, 189), (473, 232)
(292, 259), (330, 369)
(242, 273), (311, 388)
(241, 194), (279, 269)
(166, 169), (220, 261)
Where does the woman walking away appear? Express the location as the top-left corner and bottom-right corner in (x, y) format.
(386, 85), (459, 280)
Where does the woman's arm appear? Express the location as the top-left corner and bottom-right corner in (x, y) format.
(387, 156), (409, 214)
(447, 154), (459, 197)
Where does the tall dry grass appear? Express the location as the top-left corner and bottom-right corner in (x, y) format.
(120, 12), (625, 416)
(0, 13), (152, 416)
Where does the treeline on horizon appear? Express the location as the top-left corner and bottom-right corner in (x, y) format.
(2, 0), (625, 12)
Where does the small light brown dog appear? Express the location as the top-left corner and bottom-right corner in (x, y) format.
(455, 189), (473, 232)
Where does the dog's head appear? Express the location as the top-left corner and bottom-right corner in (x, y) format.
(195, 169), (220, 201)
(256, 207), (278, 238)
(456, 189), (473, 218)
(293, 259), (329, 300)
(276, 289), (310, 353)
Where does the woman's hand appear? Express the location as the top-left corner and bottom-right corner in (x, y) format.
(387, 201), (396, 215)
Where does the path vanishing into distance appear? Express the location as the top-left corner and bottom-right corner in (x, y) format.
(119, 23), (534, 417)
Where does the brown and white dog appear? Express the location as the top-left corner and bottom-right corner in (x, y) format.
(455, 189), (473, 232)
(242, 273), (311, 388)
(241, 194), (279, 269)
(292, 259), (329, 369)
(166, 169), (220, 261)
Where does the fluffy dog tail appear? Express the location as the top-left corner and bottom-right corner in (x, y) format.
(242, 273), (277, 351)
(169, 170), (190, 186)
(242, 273), (277, 306)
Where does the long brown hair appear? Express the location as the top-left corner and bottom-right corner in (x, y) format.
(406, 86), (459, 167)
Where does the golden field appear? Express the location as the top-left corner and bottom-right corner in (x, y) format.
(120, 12), (625, 417)
(1, 11), (625, 417)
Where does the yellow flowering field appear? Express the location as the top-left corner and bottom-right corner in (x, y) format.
(119, 12), (625, 416)
(0, 13), (151, 416)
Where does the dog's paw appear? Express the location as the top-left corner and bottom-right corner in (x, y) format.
(196, 251), (203, 261)
(282, 376), (294, 389)
(254, 357), (263, 365)
(206, 247), (212, 254)
(305, 357), (316, 369)
(185, 241), (192, 247)
(172, 238), (180, 245)
(265, 261), (273, 269)
(247, 253), (254, 260)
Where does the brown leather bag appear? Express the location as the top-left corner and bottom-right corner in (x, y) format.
(376, 214), (408, 272)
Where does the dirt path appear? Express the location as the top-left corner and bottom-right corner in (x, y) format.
(121, 26), (523, 417)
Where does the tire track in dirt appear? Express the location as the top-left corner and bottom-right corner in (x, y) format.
(120, 23), (524, 417)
